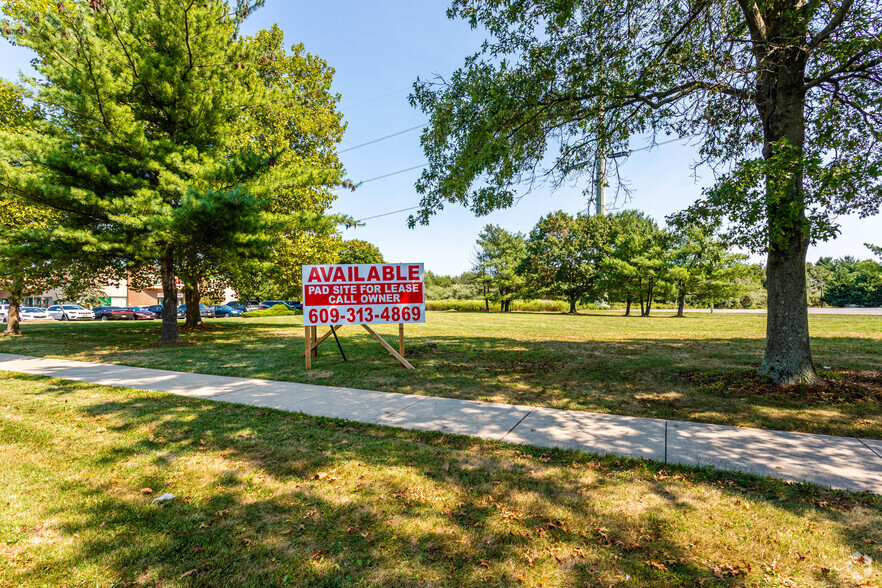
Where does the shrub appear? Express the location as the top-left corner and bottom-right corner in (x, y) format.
(243, 304), (300, 318)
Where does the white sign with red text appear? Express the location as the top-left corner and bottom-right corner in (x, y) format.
(302, 263), (425, 326)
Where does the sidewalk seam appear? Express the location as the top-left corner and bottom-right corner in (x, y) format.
(500, 409), (534, 442)
(859, 438), (882, 462)
(664, 421), (668, 464)
(371, 395), (432, 423)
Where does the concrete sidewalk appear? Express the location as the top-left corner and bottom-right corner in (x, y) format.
(1, 352), (880, 494)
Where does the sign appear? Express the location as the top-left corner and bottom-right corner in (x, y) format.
(302, 263), (425, 326)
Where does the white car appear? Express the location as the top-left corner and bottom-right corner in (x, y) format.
(0, 304), (7, 323)
(20, 307), (50, 321)
(46, 304), (95, 321)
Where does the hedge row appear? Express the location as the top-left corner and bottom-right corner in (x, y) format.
(242, 304), (301, 318)
(425, 299), (607, 312)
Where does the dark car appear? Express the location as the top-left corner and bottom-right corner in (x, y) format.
(260, 300), (300, 311)
(211, 304), (243, 318)
(227, 300), (260, 312)
(285, 300), (303, 310)
(178, 303), (215, 319)
(126, 306), (156, 320)
(145, 304), (165, 317)
(92, 306), (135, 321)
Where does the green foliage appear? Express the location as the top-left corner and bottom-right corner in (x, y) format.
(473, 225), (527, 311)
(601, 211), (670, 316)
(242, 304), (300, 318)
(427, 298), (605, 312)
(337, 239), (384, 264)
(820, 257), (882, 307)
(224, 25), (348, 301)
(666, 221), (749, 312)
(425, 270), (482, 300)
(0, 1), (345, 340)
(411, 0), (881, 249)
(520, 211), (611, 312)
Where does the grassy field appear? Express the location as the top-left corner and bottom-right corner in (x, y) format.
(1, 373), (880, 587)
(0, 312), (882, 439)
(0, 311), (879, 440)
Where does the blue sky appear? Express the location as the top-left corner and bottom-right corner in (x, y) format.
(2, 0), (879, 275)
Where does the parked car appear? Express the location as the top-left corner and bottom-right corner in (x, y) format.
(227, 300), (259, 312)
(20, 307), (50, 321)
(140, 304), (168, 318)
(178, 303), (215, 319)
(211, 304), (243, 318)
(0, 304), (8, 323)
(285, 300), (303, 310)
(260, 300), (300, 311)
(142, 304), (163, 318)
(126, 306), (156, 320)
(92, 306), (135, 321)
(47, 304), (95, 321)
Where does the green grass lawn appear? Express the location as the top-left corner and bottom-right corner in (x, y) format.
(1, 373), (880, 587)
(0, 310), (880, 439)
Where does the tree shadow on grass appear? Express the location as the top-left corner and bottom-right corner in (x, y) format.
(5, 376), (881, 586)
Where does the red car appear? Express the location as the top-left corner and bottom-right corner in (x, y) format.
(126, 307), (157, 320)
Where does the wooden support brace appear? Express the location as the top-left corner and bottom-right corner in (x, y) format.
(304, 326), (311, 370)
(300, 325), (345, 357)
(399, 323), (404, 357)
(361, 324), (414, 369)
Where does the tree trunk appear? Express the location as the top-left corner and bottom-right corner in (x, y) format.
(4, 296), (22, 335)
(759, 231), (818, 384)
(639, 288), (645, 316)
(160, 250), (180, 343)
(183, 282), (202, 328)
(644, 279), (654, 316)
(568, 293), (577, 314)
(676, 290), (685, 317)
(625, 298), (631, 316)
(754, 37), (820, 385)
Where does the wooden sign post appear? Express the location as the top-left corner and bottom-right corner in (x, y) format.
(301, 263), (425, 370)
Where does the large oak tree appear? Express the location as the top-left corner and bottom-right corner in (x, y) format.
(411, 0), (882, 384)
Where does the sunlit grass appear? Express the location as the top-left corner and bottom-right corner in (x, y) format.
(1, 373), (880, 587)
(0, 310), (879, 438)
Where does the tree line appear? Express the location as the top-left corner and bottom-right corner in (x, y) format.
(807, 248), (882, 308)
(430, 213), (882, 315)
(0, 1), (382, 339)
(429, 210), (757, 316)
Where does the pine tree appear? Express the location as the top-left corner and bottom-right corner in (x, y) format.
(0, 0), (341, 341)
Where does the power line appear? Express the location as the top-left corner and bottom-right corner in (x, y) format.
(339, 123), (426, 153)
(356, 206), (421, 223)
(357, 162), (428, 185)
(345, 134), (694, 223)
(341, 87), (410, 110)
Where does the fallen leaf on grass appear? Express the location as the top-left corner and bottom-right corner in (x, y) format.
(849, 552), (874, 566)
(179, 569), (197, 579)
(140, 488), (153, 494)
(713, 563), (746, 578)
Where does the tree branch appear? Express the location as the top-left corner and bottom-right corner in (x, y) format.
(808, 0), (855, 49)
(804, 54), (882, 90)
(735, 0), (768, 43)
